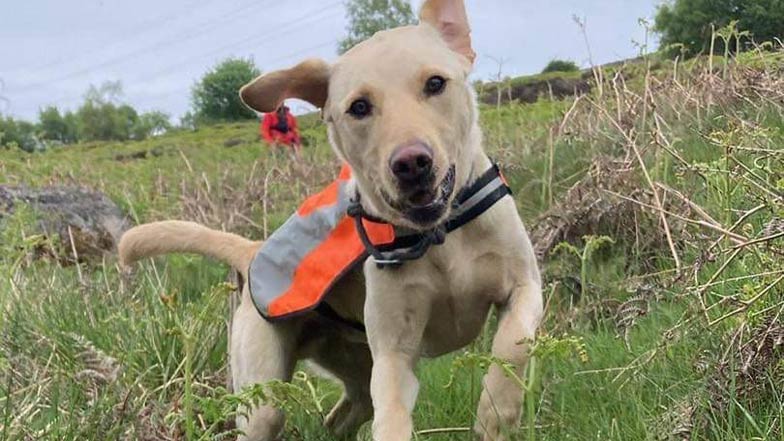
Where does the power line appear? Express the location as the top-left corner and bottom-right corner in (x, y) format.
(129, 40), (338, 109)
(12, 2), (343, 112)
(11, 38), (338, 114)
(6, 0), (222, 75)
(129, 3), (342, 83)
(11, 0), (276, 93)
(87, 39), (337, 112)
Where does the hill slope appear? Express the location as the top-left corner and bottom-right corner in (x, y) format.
(1, 53), (783, 440)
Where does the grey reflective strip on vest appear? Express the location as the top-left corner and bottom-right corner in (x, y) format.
(248, 180), (352, 317)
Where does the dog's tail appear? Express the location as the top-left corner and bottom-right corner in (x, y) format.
(118, 220), (261, 273)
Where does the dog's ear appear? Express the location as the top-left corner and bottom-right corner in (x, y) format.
(419, 0), (475, 64)
(239, 58), (330, 112)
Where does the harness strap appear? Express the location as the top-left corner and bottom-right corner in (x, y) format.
(348, 163), (511, 268)
(446, 163), (510, 232)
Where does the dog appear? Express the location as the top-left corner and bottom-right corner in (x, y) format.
(118, 1), (542, 439)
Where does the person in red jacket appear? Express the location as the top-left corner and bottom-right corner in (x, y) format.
(260, 105), (301, 153)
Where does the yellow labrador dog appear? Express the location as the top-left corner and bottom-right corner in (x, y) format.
(119, 0), (542, 439)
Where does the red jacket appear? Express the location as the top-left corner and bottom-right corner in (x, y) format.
(260, 111), (300, 145)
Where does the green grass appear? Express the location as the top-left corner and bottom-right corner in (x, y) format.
(1, 53), (783, 440)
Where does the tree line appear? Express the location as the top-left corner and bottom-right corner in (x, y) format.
(2, 0), (780, 152)
(655, 0), (783, 56)
(0, 81), (172, 152)
(0, 58), (260, 152)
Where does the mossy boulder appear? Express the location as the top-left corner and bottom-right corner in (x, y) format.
(0, 185), (130, 262)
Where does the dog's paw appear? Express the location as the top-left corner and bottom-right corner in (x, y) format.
(324, 394), (372, 438)
(473, 398), (518, 441)
(473, 423), (512, 441)
(473, 419), (501, 441)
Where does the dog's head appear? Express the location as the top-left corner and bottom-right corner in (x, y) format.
(240, 0), (479, 230)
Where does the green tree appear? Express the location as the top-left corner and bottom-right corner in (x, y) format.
(84, 80), (124, 105)
(542, 59), (580, 74)
(77, 100), (139, 142)
(74, 81), (166, 141)
(191, 58), (260, 123)
(0, 79), (8, 114)
(338, 0), (417, 54)
(131, 111), (171, 139)
(38, 106), (79, 144)
(655, 0), (784, 56)
(179, 111), (197, 131)
(0, 115), (40, 152)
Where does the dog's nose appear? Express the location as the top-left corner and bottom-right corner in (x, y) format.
(389, 142), (433, 184)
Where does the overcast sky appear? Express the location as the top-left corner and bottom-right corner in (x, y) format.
(1, 0), (661, 121)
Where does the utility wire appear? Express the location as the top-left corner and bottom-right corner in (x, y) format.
(7, 0), (222, 74)
(127, 40), (337, 108)
(130, 3), (342, 83)
(14, 2), (343, 111)
(12, 38), (338, 114)
(105, 39), (337, 113)
(11, 0), (276, 93)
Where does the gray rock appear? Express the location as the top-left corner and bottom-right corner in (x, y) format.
(0, 185), (130, 262)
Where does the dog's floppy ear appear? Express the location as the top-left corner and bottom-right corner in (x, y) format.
(239, 58), (330, 112)
(419, 0), (475, 64)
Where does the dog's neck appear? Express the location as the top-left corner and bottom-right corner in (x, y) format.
(454, 111), (489, 184)
(348, 144), (509, 268)
(463, 149), (493, 189)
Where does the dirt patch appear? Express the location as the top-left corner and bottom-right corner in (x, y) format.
(479, 76), (591, 105)
(114, 147), (164, 162)
(223, 138), (244, 147)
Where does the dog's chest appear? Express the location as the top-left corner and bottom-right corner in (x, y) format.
(420, 249), (512, 357)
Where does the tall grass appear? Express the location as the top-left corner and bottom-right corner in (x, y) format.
(1, 42), (783, 440)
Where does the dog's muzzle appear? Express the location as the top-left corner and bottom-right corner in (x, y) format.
(348, 163), (512, 269)
(401, 165), (456, 225)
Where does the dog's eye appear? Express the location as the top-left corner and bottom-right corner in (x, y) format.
(424, 75), (447, 96)
(347, 99), (372, 119)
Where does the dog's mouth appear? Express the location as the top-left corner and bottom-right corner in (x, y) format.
(383, 165), (456, 227)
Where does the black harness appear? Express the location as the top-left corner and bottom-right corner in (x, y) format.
(347, 163), (512, 268)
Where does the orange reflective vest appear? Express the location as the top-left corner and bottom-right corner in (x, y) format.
(248, 164), (395, 319)
(248, 162), (512, 321)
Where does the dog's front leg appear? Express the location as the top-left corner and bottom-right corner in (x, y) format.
(474, 271), (543, 441)
(364, 263), (430, 441)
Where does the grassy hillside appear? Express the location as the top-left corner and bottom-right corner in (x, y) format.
(1, 51), (783, 441)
